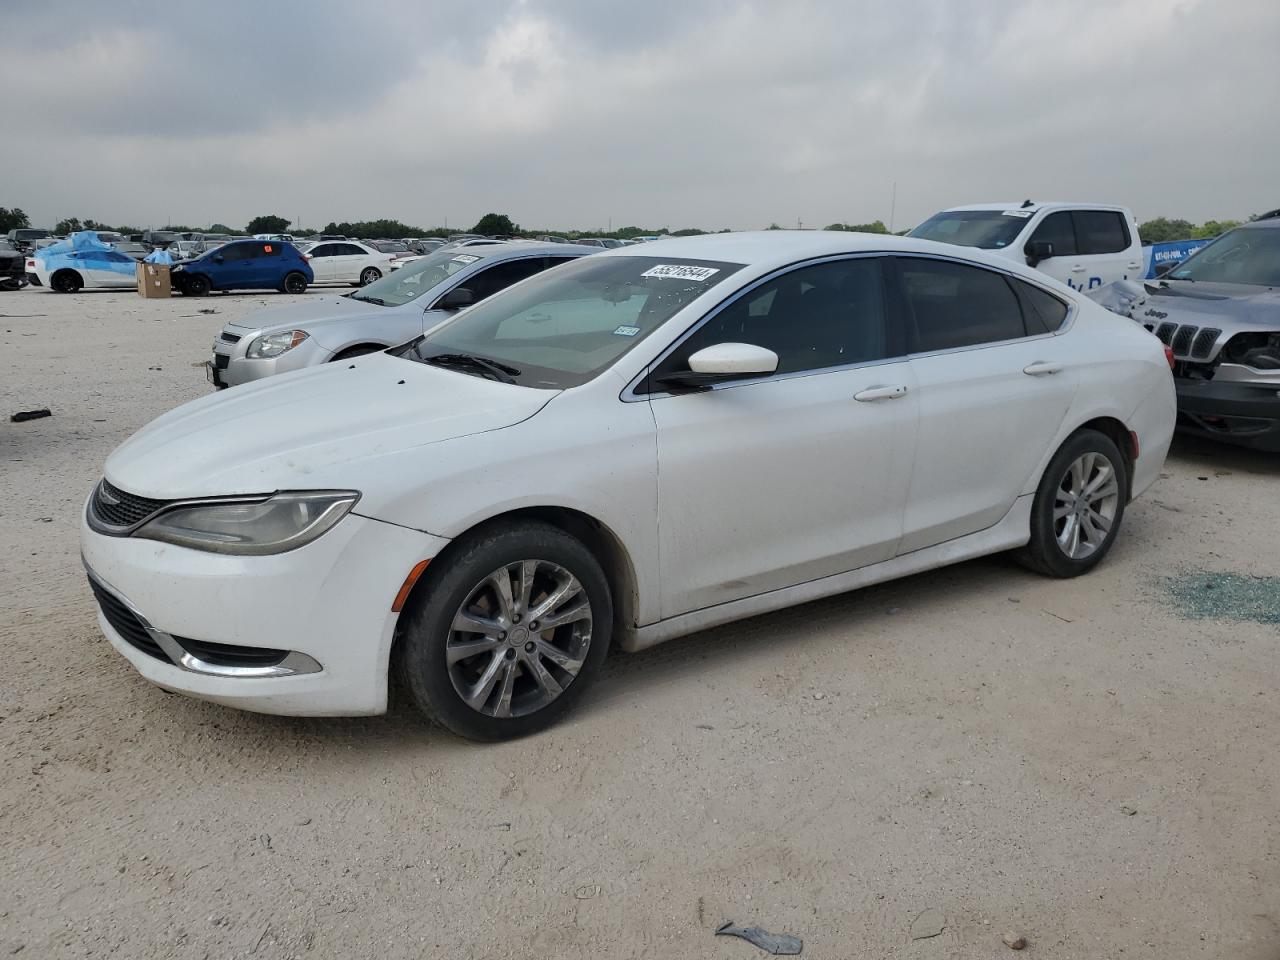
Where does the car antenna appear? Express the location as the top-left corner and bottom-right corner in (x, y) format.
(1021, 199), (1034, 209)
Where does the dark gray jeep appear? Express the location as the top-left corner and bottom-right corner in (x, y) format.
(1090, 213), (1280, 452)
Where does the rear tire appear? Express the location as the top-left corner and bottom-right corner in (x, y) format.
(283, 271), (308, 294)
(359, 267), (381, 286)
(1015, 429), (1128, 578)
(397, 522), (612, 741)
(51, 270), (83, 294)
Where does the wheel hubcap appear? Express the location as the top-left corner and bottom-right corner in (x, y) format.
(1054, 451), (1120, 560)
(445, 559), (593, 718)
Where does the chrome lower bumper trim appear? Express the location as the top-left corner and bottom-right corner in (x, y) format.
(84, 561), (323, 679)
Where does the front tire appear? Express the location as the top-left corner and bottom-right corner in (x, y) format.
(359, 267), (381, 286)
(183, 274), (211, 297)
(1016, 429), (1128, 578)
(397, 522), (612, 741)
(283, 271), (308, 294)
(51, 269), (83, 293)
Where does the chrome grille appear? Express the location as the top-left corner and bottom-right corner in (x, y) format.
(1191, 328), (1221, 359)
(90, 479), (170, 530)
(1171, 325), (1195, 356)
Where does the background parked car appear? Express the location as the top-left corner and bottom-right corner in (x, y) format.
(573, 237), (624, 248)
(302, 240), (396, 286)
(209, 241), (593, 387)
(7, 227), (52, 253)
(171, 239), (312, 296)
(112, 241), (151, 261)
(28, 231), (138, 292)
(167, 240), (205, 260)
(141, 229), (180, 249)
(909, 202), (1145, 292)
(0, 238), (27, 289)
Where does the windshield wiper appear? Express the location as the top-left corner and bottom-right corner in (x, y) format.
(351, 294), (389, 305)
(420, 352), (520, 384)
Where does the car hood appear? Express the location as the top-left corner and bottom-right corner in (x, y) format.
(104, 353), (556, 499)
(226, 294), (400, 333)
(1090, 279), (1280, 331)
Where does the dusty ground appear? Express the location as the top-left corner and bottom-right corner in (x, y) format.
(1, 285), (1278, 960)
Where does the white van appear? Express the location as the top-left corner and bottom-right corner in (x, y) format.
(909, 202), (1144, 291)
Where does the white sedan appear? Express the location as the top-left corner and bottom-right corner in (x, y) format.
(300, 240), (396, 286)
(81, 232), (1175, 740)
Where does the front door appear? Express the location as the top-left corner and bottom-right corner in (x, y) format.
(645, 255), (918, 618)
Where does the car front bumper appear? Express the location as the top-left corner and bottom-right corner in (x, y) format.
(81, 504), (450, 716)
(1175, 377), (1280, 452)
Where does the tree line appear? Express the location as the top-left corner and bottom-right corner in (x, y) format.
(1, 205), (1270, 245)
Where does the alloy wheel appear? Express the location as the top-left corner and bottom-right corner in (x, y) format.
(1054, 451), (1120, 560)
(446, 559), (593, 718)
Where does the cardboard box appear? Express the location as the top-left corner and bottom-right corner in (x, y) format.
(136, 262), (172, 298)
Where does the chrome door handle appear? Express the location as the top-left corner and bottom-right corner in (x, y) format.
(1127, 261), (1142, 269)
(1070, 264), (1086, 272)
(854, 384), (909, 402)
(1023, 361), (1064, 376)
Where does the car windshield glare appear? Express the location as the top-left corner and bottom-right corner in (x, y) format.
(349, 249), (482, 307)
(909, 211), (1030, 249)
(394, 255), (744, 389)
(1169, 227), (1280, 285)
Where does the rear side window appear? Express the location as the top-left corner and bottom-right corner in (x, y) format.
(338, 243), (366, 256)
(1010, 277), (1070, 333)
(461, 257), (557, 302)
(1072, 210), (1130, 254)
(309, 244), (336, 257)
(219, 244), (254, 260)
(898, 258), (1026, 351)
(1028, 212), (1077, 257)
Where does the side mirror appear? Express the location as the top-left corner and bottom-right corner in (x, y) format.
(1024, 240), (1054, 267)
(1154, 262), (1175, 277)
(213, 254), (225, 263)
(437, 286), (475, 310)
(654, 342), (779, 392)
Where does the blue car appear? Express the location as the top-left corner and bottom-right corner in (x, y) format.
(171, 239), (313, 296)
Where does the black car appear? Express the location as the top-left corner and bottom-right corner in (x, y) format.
(1090, 213), (1280, 452)
(0, 239), (26, 289)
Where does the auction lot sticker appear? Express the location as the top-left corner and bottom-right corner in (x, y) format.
(641, 264), (720, 282)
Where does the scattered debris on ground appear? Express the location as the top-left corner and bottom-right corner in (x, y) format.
(10, 408), (51, 422)
(715, 921), (803, 955)
(1162, 569), (1280, 625)
(1002, 931), (1028, 950)
(909, 908), (945, 940)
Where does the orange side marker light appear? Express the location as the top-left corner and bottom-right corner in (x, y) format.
(392, 559), (431, 612)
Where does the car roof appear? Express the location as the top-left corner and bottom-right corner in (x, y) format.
(939, 201), (1130, 214)
(453, 241), (596, 261)
(597, 230), (1072, 283)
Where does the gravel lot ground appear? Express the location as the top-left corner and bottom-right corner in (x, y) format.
(2, 286), (1278, 959)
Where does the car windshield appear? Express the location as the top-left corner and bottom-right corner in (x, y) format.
(349, 249), (482, 306)
(393, 255), (745, 389)
(1169, 227), (1280, 286)
(909, 210), (1030, 249)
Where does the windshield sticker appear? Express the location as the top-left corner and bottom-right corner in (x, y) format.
(641, 264), (720, 282)
(451, 254), (480, 264)
(1001, 210), (1033, 218)
(613, 324), (640, 337)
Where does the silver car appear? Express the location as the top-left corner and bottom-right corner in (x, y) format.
(209, 242), (594, 388)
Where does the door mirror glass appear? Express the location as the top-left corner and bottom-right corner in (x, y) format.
(1024, 240), (1054, 266)
(1154, 261), (1176, 277)
(655, 342), (778, 392)
(213, 254), (225, 263)
(437, 286), (475, 310)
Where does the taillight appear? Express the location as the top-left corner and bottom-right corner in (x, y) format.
(25, 259), (35, 268)
(1163, 345), (1175, 369)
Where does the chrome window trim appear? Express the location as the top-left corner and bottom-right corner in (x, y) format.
(84, 562), (322, 678)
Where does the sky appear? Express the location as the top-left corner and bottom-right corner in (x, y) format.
(4, 0), (1278, 234)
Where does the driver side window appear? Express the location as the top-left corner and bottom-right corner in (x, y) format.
(651, 256), (891, 386)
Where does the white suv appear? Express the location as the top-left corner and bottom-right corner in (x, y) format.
(910, 202), (1144, 292)
(300, 240), (396, 286)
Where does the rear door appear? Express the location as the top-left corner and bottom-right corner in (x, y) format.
(894, 256), (1078, 553)
(327, 243), (369, 283)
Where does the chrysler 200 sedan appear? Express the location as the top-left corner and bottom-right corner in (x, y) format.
(81, 232), (1176, 740)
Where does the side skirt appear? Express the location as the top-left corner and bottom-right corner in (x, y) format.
(622, 494), (1033, 653)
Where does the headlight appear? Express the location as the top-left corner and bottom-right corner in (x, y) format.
(134, 490), (359, 555)
(247, 330), (309, 359)
(171, 264), (185, 272)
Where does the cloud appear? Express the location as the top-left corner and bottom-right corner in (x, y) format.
(3, 0), (1276, 232)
